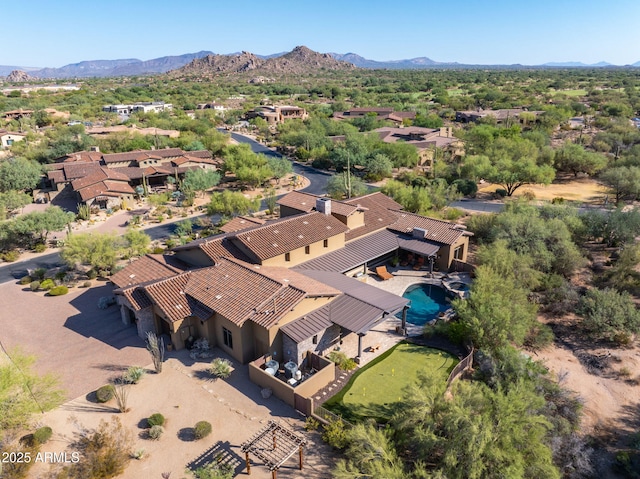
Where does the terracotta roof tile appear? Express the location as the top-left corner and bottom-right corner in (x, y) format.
(342, 193), (401, 241)
(111, 254), (187, 289)
(245, 262), (341, 296)
(388, 210), (470, 245)
(219, 216), (265, 233)
(276, 191), (318, 213)
(143, 272), (213, 323)
(233, 212), (348, 261)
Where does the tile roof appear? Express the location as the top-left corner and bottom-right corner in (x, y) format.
(342, 193), (401, 241)
(60, 151), (103, 163)
(276, 191), (319, 213)
(233, 212), (348, 261)
(246, 263), (341, 296)
(388, 210), (471, 245)
(110, 254), (187, 289)
(143, 272), (213, 323)
(219, 216), (266, 233)
(71, 168), (131, 190)
(120, 285), (153, 311)
(77, 180), (135, 202)
(102, 148), (185, 164)
(51, 162), (102, 182)
(280, 305), (333, 343)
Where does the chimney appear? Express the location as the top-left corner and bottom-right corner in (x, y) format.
(90, 146), (100, 153)
(439, 127), (446, 137)
(316, 197), (331, 215)
(413, 227), (427, 239)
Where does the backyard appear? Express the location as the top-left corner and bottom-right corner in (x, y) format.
(324, 342), (458, 422)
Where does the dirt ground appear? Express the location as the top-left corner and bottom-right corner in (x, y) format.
(478, 176), (608, 203)
(29, 351), (335, 479)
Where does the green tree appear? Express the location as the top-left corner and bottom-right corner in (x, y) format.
(264, 188), (278, 215)
(326, 172), (368, 199)
(11, 206), (75, 244)
(266, 156), (293, 184)
(475, 239), (542, 290)
(582, 207), (640, 247)
(363, 153), (393, 181)
(61, 232), (121, 271)
(600, 166), (640, 203)
(0, 190), (31, 219)
(122, 229), (150, 259)
(206, 190), (260, 216)
(181, 169), (221, 198)
(554, 142), (607, 177)
(577, 287), (640, 343)
(0, 158), (42, 192)
(464, 137), (555, 196)
(0, 348), (64, 439)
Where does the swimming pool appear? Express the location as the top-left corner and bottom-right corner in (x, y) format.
(400, 283), (451, 326)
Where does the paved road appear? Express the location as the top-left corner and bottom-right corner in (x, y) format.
(450, 199), (505, 213)
(223, 131), (331, 195)
(0, 252), (64, 283)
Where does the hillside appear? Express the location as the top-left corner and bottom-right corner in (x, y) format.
(171, 46), (356, 78)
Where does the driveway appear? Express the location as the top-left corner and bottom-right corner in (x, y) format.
(0, 280), (149, 400)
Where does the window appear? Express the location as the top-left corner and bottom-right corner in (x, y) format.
(222, 327), (233, 349)
(285, 252), (291, 262)
(312, 335), (318, 345)
(323, 239), (328, 248)
(305, 245), (310, 255)
(453, 245), (464, 260)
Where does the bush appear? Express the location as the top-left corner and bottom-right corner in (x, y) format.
(452, 178), (478, 197)
(193, 463), (234, 479)
(97, 296), (116, 309)
(322, 418), (349, 450)
(148, 425), (164, 440)
(124, 366), (145, 384)
(83, 280), (92, 288)
(19, 275), (32, 285)
(40, 279), (55, 290)
(495, 188), (508, 198)
(29, 280), (41, 291)
(327, 351), (357, 371)
(33, 426), (53, 445)
(96, 384), (115, 403)
(86, 269), (98, 280)
(520, 189), (536, 201)
(33, 243), (47, 253)
(209, 358), (233, 379)
(49, 285), (69, 296)
(1, 249), (20, 262)
(147, 413), (165, 427)
(194, 421), (212, 440)
(304, 417), (320, 431)
(32, 268), (46, 280)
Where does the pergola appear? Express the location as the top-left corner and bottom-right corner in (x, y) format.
(241, 421), (307, 478)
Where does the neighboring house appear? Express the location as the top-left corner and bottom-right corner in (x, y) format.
(111, 191), (471, 365)
(245, 105), (308, 125)
(2, 109), (33, 120)
(85, 125), (180, 138)
(374, 126), (464, 168)
(70, 167), (136, 209)
(102, 102), (173, 115)
(196, 102), (226, 113)
(333, 108), (416, 125)
(455, 108), (544, 124)
(46, 147), (218, 204)
(0, 129), (26, 149)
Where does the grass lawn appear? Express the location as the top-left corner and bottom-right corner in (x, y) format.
(324, 342), (457, 422)
(557, 89), (588, 97)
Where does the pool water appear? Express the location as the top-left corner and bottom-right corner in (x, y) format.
(400, 283), (451, 326)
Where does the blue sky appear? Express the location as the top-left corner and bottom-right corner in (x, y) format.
(4, 0), (640, 67)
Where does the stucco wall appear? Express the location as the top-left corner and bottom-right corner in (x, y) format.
(172, 248), (215, 267)
(282, 324), (341, 365)
(261, 233), (345, 268)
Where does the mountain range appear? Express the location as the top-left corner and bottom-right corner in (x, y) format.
(2, 47), (639, 79)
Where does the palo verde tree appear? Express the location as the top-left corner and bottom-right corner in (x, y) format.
(206, 190), (260, 217)
(0, 157), (42, 192)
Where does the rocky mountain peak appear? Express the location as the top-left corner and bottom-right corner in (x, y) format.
(6, 70), (35, 82)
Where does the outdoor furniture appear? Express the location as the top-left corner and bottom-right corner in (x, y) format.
(413, 256), (425, 271)
(375, 266), (394, 281)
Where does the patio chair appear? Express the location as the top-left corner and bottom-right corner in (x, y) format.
(413, 256), (425, 271)
(375, 265), (394, 281)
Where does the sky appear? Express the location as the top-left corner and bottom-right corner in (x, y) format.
(3, 0), (640, 68)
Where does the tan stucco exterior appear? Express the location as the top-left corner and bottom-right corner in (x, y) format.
(261, 233), (345, 267)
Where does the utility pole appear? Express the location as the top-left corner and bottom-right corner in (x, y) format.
(347, 152), (352, 199)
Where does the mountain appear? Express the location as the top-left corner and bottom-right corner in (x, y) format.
(542, 61), (613, 67)
(29, 52), (214, 78)
(330, 52), (459, 69)
(172, 46), (356, 77)
(5, 70), (36, 82)
(0, 65), (41, 76)
(634, 61), (640, 67)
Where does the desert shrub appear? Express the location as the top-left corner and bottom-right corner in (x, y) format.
(0, 439), (39, 479)
(53, 417), (133, 479)
(495, 188), (507, 197)
(452, 178), (478, 197)
(123, 366), (145, 384)
(152, 247), (165, 254)
(55, 271), (67, 281)
(34, 243), (47, 253)
(34, 426), (53, 444)
(29, 280), (41, 291)
(194, 421), (212, 440)
(1, 249), (20, 262)
(96, 384), (115, 403)
(193, 462), (234, 479)
(97, 296), (116, 309)
(40, 279), (55, 290)
(327, 351), (357, 371)
(32, 268), (46, 280)
(132, 449), (145, 460)
(49, 285), (69, 296)
(77, 203), (91, 221)
(304, 417), (320, 431)
(520, 189), (536, 201)
(83, 281), (92, 288)
(209, 358), (232, 379)
(442, 207), (465, 221)
(577, 287), (640, 344)
(19, 275), (32, 285)
(146, 413), (165, 427)
(322, 418), (349, 450)
(86, 269), (98, 280)
(148, 425), (164, 440)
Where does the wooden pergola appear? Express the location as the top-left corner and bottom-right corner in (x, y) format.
(240, 420), (307, 478)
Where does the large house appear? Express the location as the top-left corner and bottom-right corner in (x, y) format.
(244, 105), (308, 125)
(111, 191), (471, 366)
(374, 126), (464, 169)
(455, 108), (544, 124)
(0, 129), (26, 149)
(46, 147), (219, 207)
(102, 102), (173, 115)
(333, 108), (417, 126)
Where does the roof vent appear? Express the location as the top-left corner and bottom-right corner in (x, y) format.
(413, 227), (428, 239)
(215, 294), (222, 300)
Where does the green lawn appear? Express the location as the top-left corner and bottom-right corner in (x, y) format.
(324, 342), (458, 422)
(556, 89), (588, 97)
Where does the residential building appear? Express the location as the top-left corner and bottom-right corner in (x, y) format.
(0, 129), (26, 148)
(102, 102), (173, 115)
(455, 108), (544, 124)
(244, 105), (308, 125)
(333, 108), (416, 125)
(111, 191), (471, 366)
